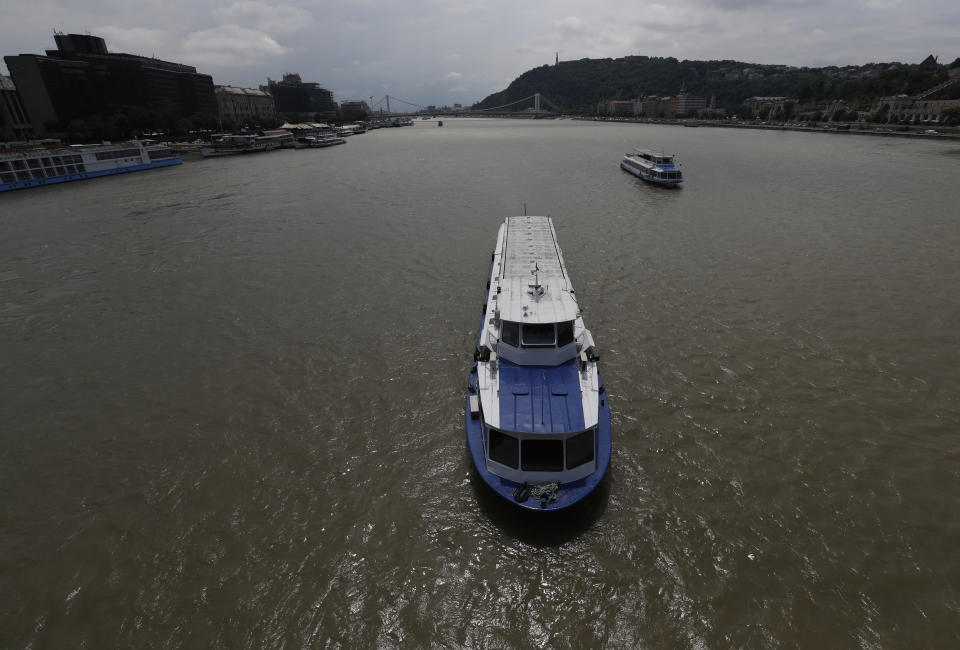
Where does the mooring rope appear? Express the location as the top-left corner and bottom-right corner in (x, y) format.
(513, 481), (560, 507)
(529, 482), (559, 507)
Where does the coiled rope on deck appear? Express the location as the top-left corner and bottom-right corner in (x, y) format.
(513, 481), (559, 508)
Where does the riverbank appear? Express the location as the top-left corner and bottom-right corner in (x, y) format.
(573, 116), (960, 141)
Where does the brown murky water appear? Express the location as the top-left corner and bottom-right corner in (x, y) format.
(2, 119), (959, 647)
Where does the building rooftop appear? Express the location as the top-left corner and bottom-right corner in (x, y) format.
(216, 85), (272, 98)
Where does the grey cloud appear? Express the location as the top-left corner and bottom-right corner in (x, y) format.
(1, 0), (956, 107)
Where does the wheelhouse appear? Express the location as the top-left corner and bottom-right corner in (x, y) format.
(485, 425), (597, 482)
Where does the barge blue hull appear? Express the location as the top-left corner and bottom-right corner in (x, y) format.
(0, 158), (181, 192)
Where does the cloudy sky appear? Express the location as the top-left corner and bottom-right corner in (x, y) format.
(2, 0), (956, 108)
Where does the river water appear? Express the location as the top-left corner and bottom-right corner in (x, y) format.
(2, 119), (959, 648)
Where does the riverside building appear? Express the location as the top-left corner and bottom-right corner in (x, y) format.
(215, 86), (277, 123)
(260, 74), (337, 120)
(4, 33), (216, 136)
(0, 75), (32, 140)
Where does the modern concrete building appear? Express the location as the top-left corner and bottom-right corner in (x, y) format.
(215, 85), (277, 123)
(0, 75), (32, 140)
(260, 73), (337, 119)
(4, 33), (216, 135)
(597, 96), (698, 118)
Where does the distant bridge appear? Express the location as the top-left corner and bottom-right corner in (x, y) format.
(367, 93), (561, 118)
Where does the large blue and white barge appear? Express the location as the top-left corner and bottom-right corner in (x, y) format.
(466, 216), (611, 510)
(0, 140), (181, 192)
(621, 148), (683, 187)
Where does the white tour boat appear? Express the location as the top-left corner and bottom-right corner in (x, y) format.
(1, 140), (181, 192)
(201, 134), (269, 158)
(299, 135), (346, 148)
(466, 216), (611, 510)
(621, 148), (684, 187)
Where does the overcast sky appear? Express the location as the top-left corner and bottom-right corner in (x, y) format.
(2, 0), (957, 108)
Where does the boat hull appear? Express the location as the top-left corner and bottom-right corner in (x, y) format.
(620, 159), (682, 188)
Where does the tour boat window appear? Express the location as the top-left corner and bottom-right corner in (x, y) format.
(521, 439), (563, 472)
(489, 429), (519, 469)
(557, 321), (574, 347)
(501, 321), (519, 347)
(521, 323), (555, 347)
(566, 430), (595, 469)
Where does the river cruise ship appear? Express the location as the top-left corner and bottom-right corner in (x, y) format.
(621, 148), (683, 187)
(1, 140), (181, 192)
(466, 216), (611, 510)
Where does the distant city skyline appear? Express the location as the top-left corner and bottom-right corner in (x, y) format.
(2, 0), (957, 107)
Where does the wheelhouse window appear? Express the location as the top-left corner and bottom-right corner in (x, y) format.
(521, 323), (555, 347)
(557, 321), (574, 347)
(501, 321), (519, 347)
(565, 430), (595, 469)
(521, 439), (563, 472)
(489, 429), (519, 469)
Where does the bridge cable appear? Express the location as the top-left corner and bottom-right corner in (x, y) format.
(472, 94), (539, 112)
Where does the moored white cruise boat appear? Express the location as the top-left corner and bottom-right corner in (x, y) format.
(621, 148), (683, 187)
(466, 216), (612, 510)
(201, 134), (269, 157)
(1, 140), (181, 192)
(297, 135), (346, 148)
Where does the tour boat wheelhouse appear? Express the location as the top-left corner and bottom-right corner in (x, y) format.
(621, 148), (683, 187)
(466, 216), (612, 510)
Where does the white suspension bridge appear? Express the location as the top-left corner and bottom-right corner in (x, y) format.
(366, 92), (562, 118)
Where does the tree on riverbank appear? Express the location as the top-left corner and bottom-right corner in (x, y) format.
(60, 106), (287, 143)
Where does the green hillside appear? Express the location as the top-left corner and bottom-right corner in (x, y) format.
(475, 56), (960, 114)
